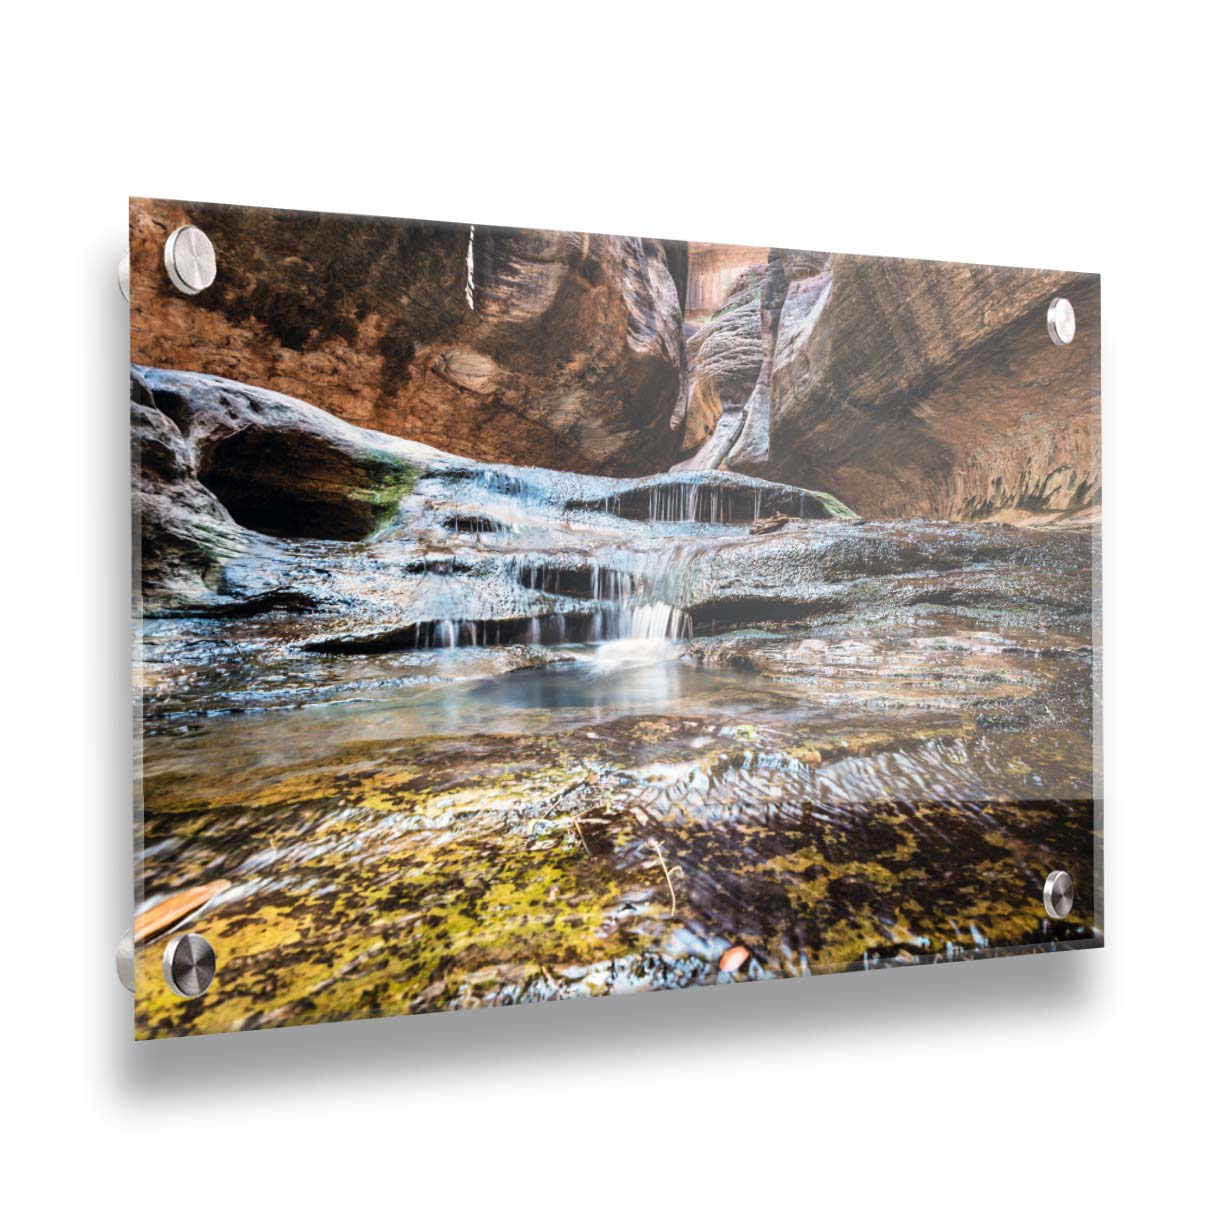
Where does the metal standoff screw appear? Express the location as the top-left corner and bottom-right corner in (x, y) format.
(163, 932), (217, 998)
(117, 252), (130, 303)
(163, 225), (217, 296)
(1043, 869), (1075, 919)
(116, 929), (135, 993)
(1046, 296), (1076, 346)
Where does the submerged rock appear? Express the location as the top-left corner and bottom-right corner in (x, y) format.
(134, 643), (1098, 1036)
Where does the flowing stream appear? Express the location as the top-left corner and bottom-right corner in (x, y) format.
(135, 463), (1100, 1037)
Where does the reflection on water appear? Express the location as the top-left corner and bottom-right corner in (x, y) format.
(457, 647), (765, 720)
(135, 609), (1099, 1039)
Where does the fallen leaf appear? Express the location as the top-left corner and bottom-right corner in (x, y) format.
(719, 945), (750, 973)
(135, 880), (231, 944)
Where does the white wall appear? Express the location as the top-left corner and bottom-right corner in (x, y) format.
(5, 4), (1219, 1218)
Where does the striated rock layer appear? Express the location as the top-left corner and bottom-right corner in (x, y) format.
(129, 199), (686, 477)
(767, 256), (1100, 521)
(675, 251), (1100, 523)
(676, 265), (767, 459)
(131, 366), (854, 619)
(684, 242), (771, 319)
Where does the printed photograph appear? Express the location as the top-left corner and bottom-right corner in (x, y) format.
(130, 199), (1101, 1038)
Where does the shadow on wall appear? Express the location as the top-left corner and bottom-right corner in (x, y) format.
(111, 943), (1099, 1098)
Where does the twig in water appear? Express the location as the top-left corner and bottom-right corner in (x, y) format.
(541, 779), (583, 819)
(541, 781), (603, 858)
(649, 838), (684, 917)
(569, 808), (591, 857)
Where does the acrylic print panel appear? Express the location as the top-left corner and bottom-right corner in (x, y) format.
(129, 199), (1102, 1038)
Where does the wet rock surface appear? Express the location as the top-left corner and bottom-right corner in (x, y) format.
(133, 366), (1099, 1038)
(135, 624), (1098, 1036)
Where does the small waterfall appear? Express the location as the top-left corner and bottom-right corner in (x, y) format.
(509, 550), (695, 650)
(592, 562), (632, 604)
(474, 468), (542, 502)
(590, 544), (697, 651)
(524, 614), (567, 646)
(650, 481), (726, 523)
(626, 602), (693, 640)
(440, 467), (554, 538)
(418, 468), (720, 652)
(593, 597), (693, 644)
(514, 558), (634, 601)
(600, 482), (730, 523)
(587, 475), (839, 525)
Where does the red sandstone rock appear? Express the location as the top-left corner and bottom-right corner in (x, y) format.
(765, 255), (1100, 520)
(129, 199), (686, 476)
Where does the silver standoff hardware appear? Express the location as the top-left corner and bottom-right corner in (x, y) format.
(162, 932), (217, 998)
(1043, 869), (1075, 919)
(163, 225), (217, 295)
(116, 929), (135, 993)
(1046, 297), (1076, 346)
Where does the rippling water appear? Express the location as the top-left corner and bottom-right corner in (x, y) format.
(135, 602), (1099, 1038)
(133, 454), (1100, 1036)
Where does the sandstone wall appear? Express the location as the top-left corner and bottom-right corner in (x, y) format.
(766, 257), (1100, 520)
(132, 199), (1100, 521)
(685, 242), (771, 319)
(130, 199), (687, 476)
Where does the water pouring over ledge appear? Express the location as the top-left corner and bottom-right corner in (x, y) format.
(293, 462), (849, 657)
